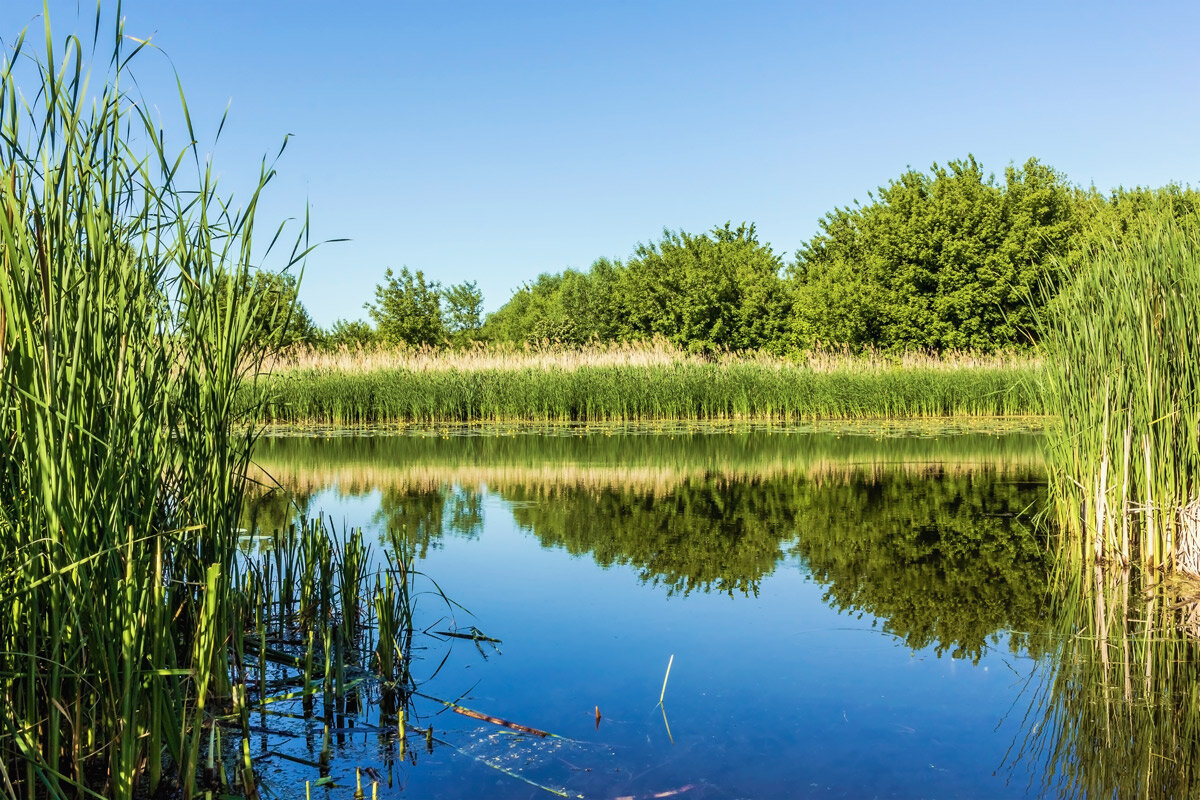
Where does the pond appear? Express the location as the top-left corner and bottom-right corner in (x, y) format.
(239, 424), (1200, 799)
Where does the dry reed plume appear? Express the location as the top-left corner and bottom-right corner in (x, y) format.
(265, 337), (1041, 375)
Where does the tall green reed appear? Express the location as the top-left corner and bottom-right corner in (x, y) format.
(251, 361), (1045, 425)
(0, 6), (309, 797)
(1040, 215), (1200, 572)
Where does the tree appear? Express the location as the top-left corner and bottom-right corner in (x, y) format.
(211, 269), (317, 349)
(481, 258), (633, 345)
(791, 156), (1077, 351)
(442, 280), (484, 346)
(320, 318), (378, 349)
(617, 223), (792, 353)
(366, 267), (445, 346)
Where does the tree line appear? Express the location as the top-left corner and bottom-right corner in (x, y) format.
(266, 155), (1200, 354)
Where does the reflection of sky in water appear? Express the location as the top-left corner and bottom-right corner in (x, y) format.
(248, 443), (1051, 799)
(416, 504), (1040, 799)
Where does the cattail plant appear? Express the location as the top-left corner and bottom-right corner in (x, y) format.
(250, 359), (1046, 425)
(1039, 214), (1200, 573)
(0, 5), (310, 797)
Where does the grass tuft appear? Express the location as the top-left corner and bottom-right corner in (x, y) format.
(1040, 215), (1200, 573)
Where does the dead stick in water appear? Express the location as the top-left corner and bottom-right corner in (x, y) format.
(658, 654), (674, 706)
(419, 693), (556, 737)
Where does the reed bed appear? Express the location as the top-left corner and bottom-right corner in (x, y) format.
(0, 12), (319, 798)
(251, 361), (1046, 425)
(1040, 218), (1200, 573)
(269, 337), (1041, 375)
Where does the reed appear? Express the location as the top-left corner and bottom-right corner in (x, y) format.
(1039, 216), (1200, 573)
(268, 337), (1039, 375)
(0, 7), (307, 797)
(250, 359), (1045, 425)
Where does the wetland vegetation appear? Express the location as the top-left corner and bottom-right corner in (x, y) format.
(250, 347), (1045, 425)
(4, 4), (1200, 800)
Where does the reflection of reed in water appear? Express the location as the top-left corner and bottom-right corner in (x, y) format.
(1012, 567), (1200, 798)
(248, 434), (1052, 661)
(252, 459), (1044, 498)
(251, 427), (1045, 499)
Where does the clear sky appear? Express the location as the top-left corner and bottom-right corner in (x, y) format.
(3, 1), (1199, 326)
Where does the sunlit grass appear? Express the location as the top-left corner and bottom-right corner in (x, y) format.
(0, 10), (314, 798)
(1040, 216), (1200, 573)
(251, 349), (1045, 425)
(270, 337), (1041, 374)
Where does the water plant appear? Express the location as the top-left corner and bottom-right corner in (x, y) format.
(1011, 567), (1200, 797)
(0, 6), (309, 796)
(1039, 215), (1200, 572)
(250, 359), (1045, 425)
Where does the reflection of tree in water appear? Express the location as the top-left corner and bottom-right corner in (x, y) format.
(250, 429), (1053, 660)
(242, 485), (317, 540)
(374, 485), (484, 557)
(504, 477), (791, 597)
(243, 479), (484, 558)
(500, 468), (1052, 659)
(792, 468), (1051, 661)
(447, 488), (484, 538)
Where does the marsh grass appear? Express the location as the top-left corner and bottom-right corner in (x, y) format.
(1040, 216), (1200, 572)
(0, 7), (314, 797)
(269, 337), (1039, 374)
(227, 521), (438, 796)
(251, 356), (1045, 425)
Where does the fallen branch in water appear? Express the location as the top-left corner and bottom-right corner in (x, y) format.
(419, 692), (557, 737)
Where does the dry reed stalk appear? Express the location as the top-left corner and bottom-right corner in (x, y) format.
(263, 338), (1041, 377)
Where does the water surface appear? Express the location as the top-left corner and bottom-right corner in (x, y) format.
(240, 425), (1200, 798)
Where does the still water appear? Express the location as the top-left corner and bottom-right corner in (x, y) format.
(242, 425), (1200, 799)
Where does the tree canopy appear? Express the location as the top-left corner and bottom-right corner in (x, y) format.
(481, 224), (790, 353)
(211, 269), (318, 349)
(790, 156), (1077, 351)
(365, 267), (445, 346)
(304, 156), (1200, 355)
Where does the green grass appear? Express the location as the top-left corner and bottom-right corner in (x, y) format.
(1040, 215), (1200, 573)
(251, 361), (1047, 425)
(0, 9), (315, 798)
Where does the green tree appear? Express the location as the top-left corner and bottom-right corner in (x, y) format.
(618, 223), (792, 353)
(482, 265), (621, 344)
(366, 267), (445, 346)
(442, 280), (484, 346)
(212, 269), (317, 349)
(792, 156), (1076, 351)
(320, 318), (378, 349)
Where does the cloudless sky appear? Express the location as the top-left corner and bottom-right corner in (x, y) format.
(2, 1), (1199, 326)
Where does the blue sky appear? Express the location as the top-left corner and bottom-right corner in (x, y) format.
(3, 1), (1199, 326)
